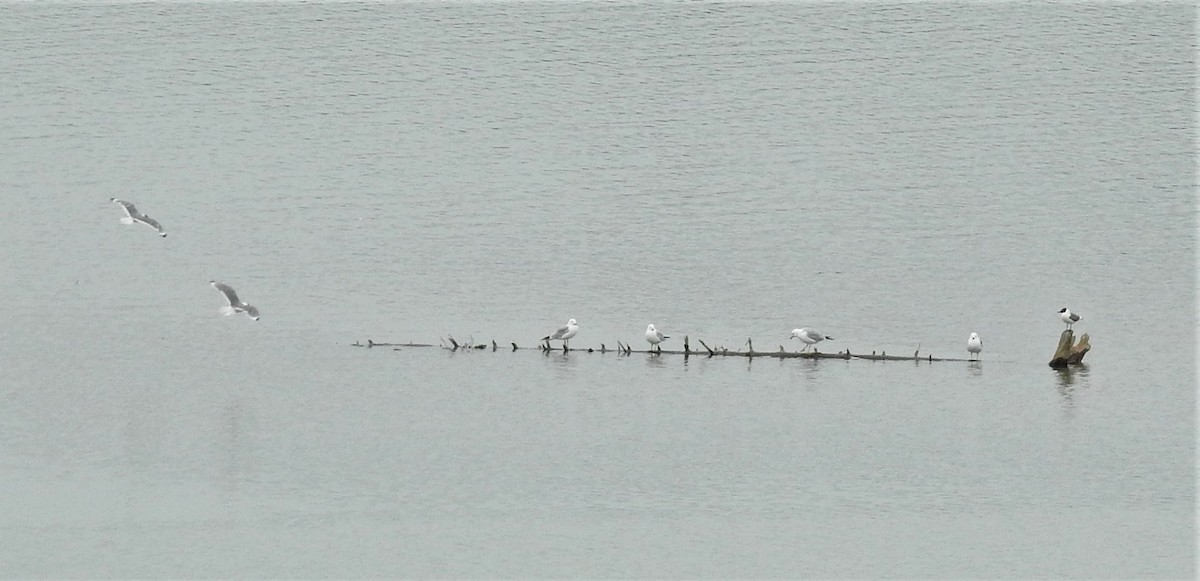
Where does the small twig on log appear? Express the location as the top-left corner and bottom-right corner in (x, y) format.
(512, 342), (518, 352)
(684, 336), (690, 353)
(698, 339), (715, 356)
(747, 338), (753, 353)
(449, 337), (459, 351)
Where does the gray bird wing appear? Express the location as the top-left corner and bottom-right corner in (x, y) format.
(137, 214), (165, 234)
(548, 324), (570, 340)
(212, 282), (242, 306)
(112, 198), (138, 217)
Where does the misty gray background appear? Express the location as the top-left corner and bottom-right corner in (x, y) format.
(0, 2), (1194, 578)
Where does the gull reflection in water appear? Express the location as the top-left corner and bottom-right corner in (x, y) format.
(1055, 363), (1090, 413)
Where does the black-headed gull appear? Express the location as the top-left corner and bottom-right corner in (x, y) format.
(1058, 308), (1081, 330)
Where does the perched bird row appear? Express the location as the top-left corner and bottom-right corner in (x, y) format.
(110, 198), (260, 321)
(542, 321), (835, 353)
(543, 308), (1084, 360)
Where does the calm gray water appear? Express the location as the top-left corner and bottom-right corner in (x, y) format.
(0, 2), (1195, 578)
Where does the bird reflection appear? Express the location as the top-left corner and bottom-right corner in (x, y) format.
(1055, 364), (1090, 414)
(797, 358), (822, 383)
(543, 351), (579, 376)
(967, 360), (983, 376)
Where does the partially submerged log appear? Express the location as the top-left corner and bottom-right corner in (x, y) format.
(354, 336), (975, 362)
(352, 339), (434, 348)
(1049, 330), (1090, 368)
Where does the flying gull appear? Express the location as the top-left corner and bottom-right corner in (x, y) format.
(210, 281), (260, 320)
(110, 198), (166, 237)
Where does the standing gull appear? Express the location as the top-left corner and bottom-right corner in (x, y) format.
(967, 332), (983, 360)
(210, 281), (260, 320)
(644, 324), (669, 352)
(542, 318), (578, 349)
(790, 328), (833, 352)
(1058, 308), (1081, 330)
(110, 198), (166, 237)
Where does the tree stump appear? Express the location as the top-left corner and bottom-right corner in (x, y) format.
(1049, 330), (1091, 368)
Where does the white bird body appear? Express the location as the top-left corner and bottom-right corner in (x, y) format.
(1058, 308), (1081, 329)
(543, 318), (578, 348)
(967, 332), (983, 359)
(645, 324), (669, 351)
(210, 281), (259, 320)
(111, 198), (166, 237)
(790, 327), (832, 352)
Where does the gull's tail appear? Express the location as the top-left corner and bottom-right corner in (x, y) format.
(825, 336), (834, 340)
(120, 217), (135, 225)
(220, 306), (236, 316)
